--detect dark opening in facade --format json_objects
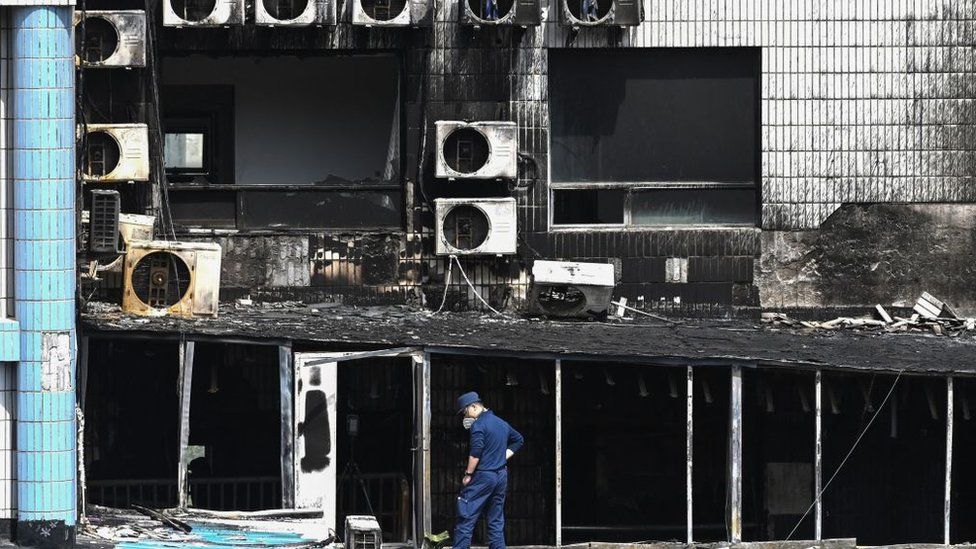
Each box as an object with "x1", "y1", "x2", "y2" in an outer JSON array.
[
  {"x1": 359, "y1": 0, "x2": 408, "y2": 21},
  {"x1": 84, "y1": 131, "x2": 121, "y2": 178},
  {"x1": 562, "y1": 362, "x2": 686, "y2": 543},
  {"x1": 444, "y1": 128, "x2": 491, "y2": 174},
  {"x1": 564, "y1": 0, "x2": 611, "y2": 24},
  {"x1": 552, "y1": 189, "x2": 625, "y2": 225},
  {"x1": 76, "y1": 16, "x2": 119, "y2": 64},
  {"x1": 336, "y1": 358, "x2": 414, "y2": 541},
  {"x1": 692, "y1": 367, "x2": 730, "y2": 542},
  {"x1": 430, "y1": 356, "x2": 555, "y2": 545},
  {"x1": 951, "y1": 378, "x2": 976, "y2": 543},
  {"x1": 187, "y1": 343, "x2": 282, "y2": 511},
  {"x1": 443, "y1": 204, "x2": 490, "y2": 250},
  {"x1": 171, "y1": 0, "x2": 218, "y2": 21},
  {"x1": 85, "y1": 339, "x2": 180, "y2": 509},
  {"x1": 742, "y1": 369, "x2": 816, "y2": 541},
  {"x1": 822, "y1": 373, "x2": 945, "y2": 544},
  {"x1": 129, "y1": 251, "x2": 191, "y2": 308},
  {"x1": 465, "y1": 0, "x2": 515, "y2": 22},
  {"x1": 264, "y1": 0, "x2": 310, "y2": 19}
]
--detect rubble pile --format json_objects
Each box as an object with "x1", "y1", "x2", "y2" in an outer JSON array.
[{"x1": 763, "y1": 292, "x2": 976, "y2": 337}]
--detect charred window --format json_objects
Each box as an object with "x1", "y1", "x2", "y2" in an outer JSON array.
[
  {"x1": 162, "y1": 55, "x2": 402, "y2": 231},
  {"x1": 549, "y1": 48, "x2": 760, "y2": 227}
]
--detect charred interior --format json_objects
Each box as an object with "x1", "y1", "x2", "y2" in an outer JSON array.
[{"x1": 186, "y1": 343, "x2": 282, "y2": 511}]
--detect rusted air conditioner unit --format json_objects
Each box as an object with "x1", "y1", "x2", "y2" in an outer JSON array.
[
  {"x1": 163, "y1": 0, "x2": 245, "y2": 27},
  {"x1": 123, "y1": 241, "x2": 222, "y2": 318},
  {"x1": 435, "y1": 198, "x2": 517, "y2": 256},
  {"x1": 74, "y1": 11, "x2": 146, "y2": 68},
  {"x1": 435, "y1": 121, "x2": 517, "y2": 180},
  {"x1": 351, "y1": 0, "x2": 430, "y2": 27},
  {"x1": 461, "y1": 0, "x2": 539, "y2": 26},
  {"x1": 80, "y1": 124, "x2": 150, "y2": 183},
  {"x1": 527, "y1": 260, "x2": 615, "y2": 319},
  {"x1": 560, "y1": 0, "x2": 641, "y2": 27},
  {"x1": 256, "y1": 0, "x2": 335, "y2": 26}
]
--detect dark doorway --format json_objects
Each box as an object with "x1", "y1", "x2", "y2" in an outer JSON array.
[
  {"x1": 186, "y1": 343, "x2": 282, "y2": 511},
  {"x1": 430, "y1": 356, "x2": 556, "y2": 546},
  {"x1": 335, "y1": 357, "x2": 414, "y2": 542},
  {"x1": 561, "y1": 362, "x2": 686, "y2": 543},
  {"x1": 692, "y1": 367, "x2": 730, "y2": 542},
  {"x1": 84, "y1": 339, "x2": 180, "y2": 509},
  {"x1": 952, "y1": 377, "x2": 976, "y2": 543},
  {"x1": 822, "y1": 373, "x2": 945, "y2": 544},
  {"x1": 742, "y1": 369, "x2": 816, "y2": 541}
]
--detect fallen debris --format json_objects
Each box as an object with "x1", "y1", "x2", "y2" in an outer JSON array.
[{"x1": 764, "y1": 293, "x2": 974, "y2": 337}]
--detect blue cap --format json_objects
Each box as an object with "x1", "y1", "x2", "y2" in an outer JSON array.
[{"x1": 457, "y1": 391, "x2": 481, "y2": 415}]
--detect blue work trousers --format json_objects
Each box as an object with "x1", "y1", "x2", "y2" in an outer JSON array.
[{"x1": 453, "y1": 468, "x2": 508, "y2": 549}]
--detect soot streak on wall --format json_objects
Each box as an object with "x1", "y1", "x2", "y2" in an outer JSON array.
[{"x1": 757, "y1": 204, "x2": 976, "y2": 316}]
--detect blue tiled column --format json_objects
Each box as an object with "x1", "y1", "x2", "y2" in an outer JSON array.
[{"x1": 10, "y1": 5, "x2": 76, "y2": 548}]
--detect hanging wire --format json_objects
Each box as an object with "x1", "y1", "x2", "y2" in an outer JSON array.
[{"x1": 785, "y1": 371, "x2": 905, "y2": 541}]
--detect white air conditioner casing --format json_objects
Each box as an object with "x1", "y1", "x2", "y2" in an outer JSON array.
[
  {"x1": 435, "y1": 121, "x2": 517, "y2": 180},
  {"x1": 81, "y1": 124, "x2": 150, "y2": 183},
  {"x1": 351, "y1": 0, "x2": 430, "y2": 26},
  {"x1": 527, "y1": 260, "x2": 615, "y2": 318},
  {"x1": 435, "y1": 197, "x2": 517, "y2": 256},
  {"x1": 256, "y1": 0, "x2": 335, "y2": 25},
  {"x1": 74, "y1": 11, "x2": 146, "y2": 68},
  {"x1": 559, "y1": 0, "x2": 641, "y2": 27},
  {"x1": 80, "y1": 212, "x2": 156, "y2": 273},
  {"x1": 163, "y1": 0, "x2": 245, "y2": 27},
  {"x1": 123, "y1": 240, "x2": 222, "y2": 318}
]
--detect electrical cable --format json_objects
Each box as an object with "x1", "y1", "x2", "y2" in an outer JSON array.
[{"x1": 784, "y1": 370, "x2": 905, "y2": 541}]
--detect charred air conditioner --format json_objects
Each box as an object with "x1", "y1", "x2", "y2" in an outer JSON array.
[
  {"x1": 88, "y1": 190, "x2": 121, "y2": 256},
  {"x1": 560, "y1": 0, "x2": 640, "y2": 27},
  {"x1": 527, "y1": 260, "x2": 615, "y2": 319},
  {"x1": 74, "y1": 11, "x2": 146, "y2": 68},
  {"x1": 461, "y1": 0, "x2": 539, "y2": 26},
  {"x1": 435, "y1": 121, "x2": 517, "y2": 180},
  {"x1": 256, "y1": 0, "x2": 335, "y2": 26},
  {"x1": 345, "y1": 516, "x2": 383, "y2": 549},
  {"x1": 435, "y1": 197, "x2": 516, "y2": 256},
  {"x1": 81, "y1": 124, "x2": 150, "y2": 183},
  {"x1": 351, "y1": 0, "x2": 430, "y2": 27},
  {"x1": 163, "y1": 0, "x2": 245, "y2": 27},
  {"x1": 123, "y1": 240, "x2": 221, "y2": 318}
]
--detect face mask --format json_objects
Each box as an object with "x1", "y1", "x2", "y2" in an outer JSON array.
[{"x1": 462, "y1": 417, "x2": 476, "y2": 430}]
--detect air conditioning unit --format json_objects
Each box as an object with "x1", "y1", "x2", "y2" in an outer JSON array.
[
  {"x1": 435, "y1": 121, "x2": 517, "y2": 180},
  {"x1": 559, "y1": 0, "x2": 641, "y2": 27},
  {"x1": 256, "y1": 0, "x2": 335, "y2": 26},
  {"x1": 89, "y1": 190, "x2": 121, "y2": 256},
  {"x1": 435, "y1": 198, "x2": 516, "y2": 256},
  {"x1": 74, "y1": 11, "x2": 146, "y2": 68},
  {"x1": 123, "y1": 240, "x2": 221, "y2": 318},
  {"x1": 163, "y1": 0, "x2": 245, "y2": 27},
  {"x1": 461, "y1": 0, "x2": 539, "y2": 26},
  {"x1": 527, "y1": 260, "x2": 615, "y2": 318},
  {"x1": 351, "y1": 0, "x2": 430, "y2": 27},
  {"x1": 80, "y1": 124, "x2": 150, "y2": 183}
]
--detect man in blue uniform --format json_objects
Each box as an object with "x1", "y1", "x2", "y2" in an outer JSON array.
[{"x1": 454, "y1": 391, "x2": 524, "y2": 549}]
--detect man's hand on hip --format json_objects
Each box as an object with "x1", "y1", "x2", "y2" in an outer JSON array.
[
  {"x1": 505, "y1": 449, "x2": 514, "y2": 460},
  {"x1": 462, "y1": 473, "x2": 472, "y2": 486}
]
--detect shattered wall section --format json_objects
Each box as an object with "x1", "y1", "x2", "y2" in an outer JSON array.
[{"x1": 757, "y1": 204, "x2": 976, "y2": 316}]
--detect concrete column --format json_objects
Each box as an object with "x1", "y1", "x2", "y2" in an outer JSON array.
[{"x1": 10, "y1": 5, "x2": 76, "y2": 548}]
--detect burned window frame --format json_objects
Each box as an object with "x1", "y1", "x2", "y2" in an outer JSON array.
[
  {"x1": 547, "y1": 48, "x2": 762, "y2": 230},
  {"x1": 161, "y1": 52, "x2": 407, "y2": 233}
]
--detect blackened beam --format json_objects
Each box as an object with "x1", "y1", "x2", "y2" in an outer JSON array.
[
  {"x1": 177, "y1": 340, "x2": 196, "y2": 510},
  {"x1": 279, "y1": 345, "x2": 295, "y2": 509},
  {"x1": 300, "y1": 346, "x2": 422, "y2": 367}
]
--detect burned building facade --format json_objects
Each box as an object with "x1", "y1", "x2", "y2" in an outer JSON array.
[{"x1": 2, "y1": 0, "x2": 976, "y2": 547}]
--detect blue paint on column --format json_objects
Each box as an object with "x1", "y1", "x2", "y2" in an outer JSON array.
[{"x1": 10, "y1": 5, "x2": 76, "y2": 548}]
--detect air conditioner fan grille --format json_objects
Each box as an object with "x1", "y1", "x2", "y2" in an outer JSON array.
[{"x1": 131, "y1": 251, "x2": 192, "y2": 309}]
